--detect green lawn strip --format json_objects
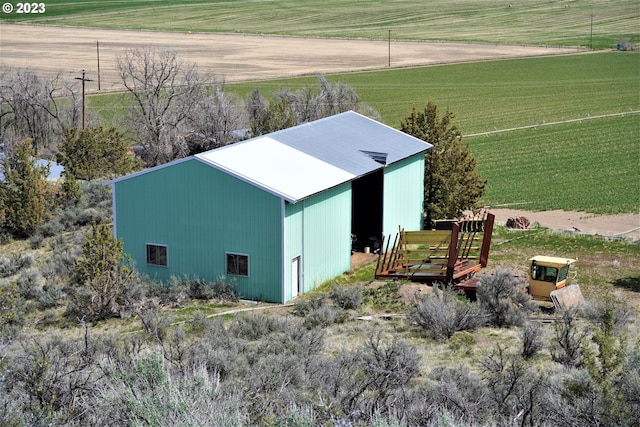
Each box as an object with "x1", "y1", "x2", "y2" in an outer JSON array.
[{"x1": 2, "y1": 0, "x2": 637, "y2": 49}]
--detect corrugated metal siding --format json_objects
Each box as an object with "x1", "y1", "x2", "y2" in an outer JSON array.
[
  {"x1": 382, "y1": 153, "x2": 425, "y2": 237},
  {"x1": 114, "y1": 159, "x2": 283, "y2": 302},
  {"x1": 283, "y1": 201, "x2": 303, "y2": 302},
  {"x1": 301, "y1": 182, "x2": 352, "y2": 291}
]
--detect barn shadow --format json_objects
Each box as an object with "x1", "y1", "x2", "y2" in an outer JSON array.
[{"x1": 612, "y1": 276, "x2": 640, "y2": 293}]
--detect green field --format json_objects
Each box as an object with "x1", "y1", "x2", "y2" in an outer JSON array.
[
  {"x1": 1, "y1": 0, "x2": 637, "y2": 49},
  {"x1": 227, "y1": 52, "x2": 639, "y2": 134},
  {"x1": 473, "y1": 115, "x2": 639, "y2": 214},
  {"x1": 224, "y1": 52, "x2": 640, "y2": 214}
]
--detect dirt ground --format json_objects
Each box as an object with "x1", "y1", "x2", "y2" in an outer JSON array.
[
  {"x1": 490, "y1": 209, "x2": 640, "y2": 241},
  {"x1": 0, "y1": 24, "x2": 582, "y2": 91}
]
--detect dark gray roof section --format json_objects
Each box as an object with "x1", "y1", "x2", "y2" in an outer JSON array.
[
  {"x1": 359, "y1": 150, "x2": 389, "y2": 165},
  {"x1": 264, "y1": 111, "x2": 431, "y2": 176}
]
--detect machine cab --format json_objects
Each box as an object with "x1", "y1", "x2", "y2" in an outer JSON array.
[{"x1": 527, "y1": 256, "x2": 576, "y2": 301}]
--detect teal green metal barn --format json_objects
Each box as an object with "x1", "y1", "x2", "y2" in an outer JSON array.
[{"x1": 108, "y1": 111, "x2": 431, "y2": 303}]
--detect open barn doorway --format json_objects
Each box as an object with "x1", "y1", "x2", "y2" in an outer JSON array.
[{"x1": 351, "y1": 170, "x2": 383, "y2": 253}]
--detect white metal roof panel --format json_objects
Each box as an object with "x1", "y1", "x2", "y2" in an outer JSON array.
[{"x1": 196, "y1": 136, "x2": 355, "y2": 203}]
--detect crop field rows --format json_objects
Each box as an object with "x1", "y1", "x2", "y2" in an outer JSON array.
[
  {"x1": 1, "y1": 0, "x2": 638, "y2": 49},
  {"x1": 318, "y1": 53, "x2": 640, "y2": 133},
  {"x1": 472, "y1": 115, "x2": 639, "y2": 214}
]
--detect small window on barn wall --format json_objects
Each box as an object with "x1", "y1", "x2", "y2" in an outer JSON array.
[
  {"x1": 226, "y1": 252, "x2": 249, "y2": 277},
  {"x1": 146, "y1": 244, "x2": 168, "y2": 267}
]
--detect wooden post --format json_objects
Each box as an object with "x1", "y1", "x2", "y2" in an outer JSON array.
[
  {"x1": 375, "y1": 234, "x2": 386, "y2": 274},
  {"x1": 479, "y1": 213, "x2": 495, "y2": 268},
  {"x1": 75, "y1": 70, "x2": 93, "y2": 129},
  {"x1": 446, "y1": 222, "x2": 461, "y2": 283}
]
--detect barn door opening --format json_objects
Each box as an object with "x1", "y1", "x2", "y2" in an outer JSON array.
[
  {"x1": 291, "y1": 256, "x2": 301, "y2": 298},
  {"x1": 351, "y1": 169, "x2": 383, "y2": 252}
]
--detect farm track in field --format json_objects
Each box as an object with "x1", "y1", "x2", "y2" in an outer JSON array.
[{"x1": 465, "y1": 111, "x2": 640, "y2": 137}]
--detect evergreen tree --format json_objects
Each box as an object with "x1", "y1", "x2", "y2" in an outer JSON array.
[
  {"x1": 580, "y1": 295, "x2": 631, "y2": 424},
  {"x1": 71, "y1": 223, "x2": 136, "y2": 321},
  {"x1": 58, "y1": 172, "x2": 82, "y2": 207},
  {"x1": 57, "y1": 127, "x2": 141, "y2": 180},
  {"x1": 0, "y1": 139, "x2": 51, "y2": 237},
  {"x1": 400, "y1": 102, "x2": 486, "y2": 227}
]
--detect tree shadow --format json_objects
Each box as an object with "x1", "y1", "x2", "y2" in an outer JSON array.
[{"x1": 612, "y1": 276, "x2": 640, "y2": 293}]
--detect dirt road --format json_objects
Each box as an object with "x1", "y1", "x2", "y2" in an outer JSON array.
[
  {"x1": 491, "y1": 209, "x2": 640, "y2": 241},
  {"x1": 0, "y1": 24, "x2": 582, "y2": 91}
]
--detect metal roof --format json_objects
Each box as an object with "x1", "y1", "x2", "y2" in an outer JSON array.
[
  {"x1": 109, "y1": 111, "x2": 431, "y2": 203},
  {"x1": 270, "y1": 111, "x2": 431, "y2": 176},
  {"x1": 195, "y1": 111, "x2": 431, "y2": 202},
  {"x1": 196, "y1": 136, "x2": 355, "y2": 203}
]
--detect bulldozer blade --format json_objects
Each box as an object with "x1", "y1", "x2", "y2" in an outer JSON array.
[{"x1": 550, "y1": 285, "x2": 585, "y2": 311}]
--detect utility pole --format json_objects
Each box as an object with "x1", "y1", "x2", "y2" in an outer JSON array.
[
  {"x1": 75, "y1": 70, "x2": 93, "y2": 129},
  {"x1": 96, "y1": 41, "x2": 101, "y2": 90},
  {"x1": 388, "y1": 29, "x2": 391, "y2": 67},
  {"x1": 590, "y1": 14, "x2": 593, "y2": 50}
]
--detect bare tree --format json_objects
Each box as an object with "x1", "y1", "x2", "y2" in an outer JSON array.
[
  {"x1": 117, "y1": 47, "x2": 207, "y2": 166},
  {"x1": 0, "y1": 67, "x2": 81, "y2": 154},
  {"x1": 246, "y1": 74, "x2": 379, "y2": 137},
  {"x1": 286, "y1": 74, "x2": 379, "y2": 123},
  {"x1": 283, "y1": 86, "x2": 320, "y2": 124},
  {"x1": 316, "y1": 74, "x2": 359, "y2": 118},
  {"x1": 184, "y1": 86, "x2": 247, "y2": 154},
  {"x1": 246, "y1": 88, "x2": 268, "y2": 126}
]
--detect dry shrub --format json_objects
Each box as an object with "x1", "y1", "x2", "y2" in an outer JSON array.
[
  {"x1": 477, "y1": 268, "x2": 535, "y2": 328},
  {"x1": 409, "y1": 285, "x2": 486, "y2": 340}
]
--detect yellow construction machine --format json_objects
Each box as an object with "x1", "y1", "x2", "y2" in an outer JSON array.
[
  {"x1": 451, "y1": 254, "x2": 585, "y2": 311},
  {"x1": 526, "y1": 255, "x2": 584, "y2": 310}
]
